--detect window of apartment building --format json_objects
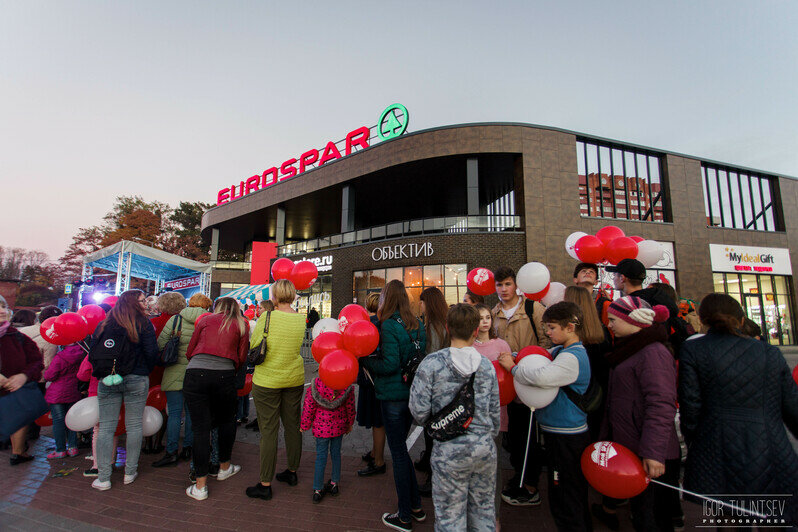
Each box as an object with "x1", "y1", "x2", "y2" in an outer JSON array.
[
  {"x1": 353, "y1": 264, "x2": 467, "y2": 315},
  {"x1": 577, "y1": 139, "x2": 666, "y2": 222},
  {"x1": 701, "y1": 164, "x2": 782, "y2": 231}
]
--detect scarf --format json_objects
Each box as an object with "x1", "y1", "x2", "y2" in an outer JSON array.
[
  {"x1": 605, "y1": 323, "x2": 670, "y2": 367},
  {"x1": 0, "y1": 321, "x2": 10, "y2": 338},
  {"x1": 311, "y1": 379, "x2": 352, "y2": 410}
]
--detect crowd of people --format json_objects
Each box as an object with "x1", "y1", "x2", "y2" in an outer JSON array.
[{"x1": 1, "y1": 256, "x2": 798, "y2": 531}]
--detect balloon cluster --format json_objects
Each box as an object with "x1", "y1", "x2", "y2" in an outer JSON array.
[
  {"x1": 309, "y1": 304, "x2": 380, "y2": 390},
  {"x1": 271, "y1": 258, "x2": 318, "y2": 290},
  {"x1": 41, "y1": 304, "x2": 108, "y2": 346},
  {"x1": 565, "y1": 226, "x2": 665, "y2": 267},
  {"x1": 64, "y1": 389, "x2": 164, "y2": 437},
  {"x1": 468, "y1": 262, "x2": 567, "y2": 308}
]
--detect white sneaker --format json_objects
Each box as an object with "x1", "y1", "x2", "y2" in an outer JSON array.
[
  {"x1": 123, "y1": 472, "x2": 138, "y2": 485},
  {"x1": 186, "y1": 484, "x2": 208, "y2": 500},
  {"x1": 91, "y1": 479, "x2": 111, "y2": 491},
  {"x1": 216, "y1": 464, "x2": 241, "y2": 481},
  {"x1": 85, "y1": 455, "x2": 93, "y2": 461}
]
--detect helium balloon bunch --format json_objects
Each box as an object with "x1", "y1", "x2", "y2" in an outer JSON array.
[
  {"x1": 271, "y1": 258, "x2": 319, "y2": 290},
  {"x1": 310, "y1": 304, "x2": 380, "y2": 390},
  {"x1": 565, "y1": 226, "x2": 665, "y2": 267}
]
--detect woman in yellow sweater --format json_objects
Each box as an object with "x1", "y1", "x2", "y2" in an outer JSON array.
[{"x1": 245, "y1": 279, "x2": 307, "y2": 501}]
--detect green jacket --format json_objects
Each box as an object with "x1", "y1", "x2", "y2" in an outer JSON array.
[
  {"x1": 361, "y1": 311, "x2": 426, "y2": 402},
  {"x1": 157, "y1": 307, "x2": 206, "y2": 392}
]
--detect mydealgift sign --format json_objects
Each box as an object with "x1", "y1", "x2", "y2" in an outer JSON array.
[
  {"x1": 709, "y1": 244, "x2": 792, "y2": 275},
  {"x1": 216, "y1": 104, "x2": 409, "y2": 205}
]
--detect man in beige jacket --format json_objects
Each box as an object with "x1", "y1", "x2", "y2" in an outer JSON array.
[{"x1": 491, "y1": 266, "x2": 549, "y2": 508}]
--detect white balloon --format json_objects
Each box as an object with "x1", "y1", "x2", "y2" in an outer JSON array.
[
  {"x1": 636, "y1": 240, "x2": 664, "y2": 268},
  {"x1": 513, "y1": 355, "x2": 558, "y2": 409},
  {"x1": 516, "y1": 262, "x2": 551, "y2": 295},
  {"x1": 540, "y1": 282, "x2": 566, "y2": 307},
  {"x1": 312, "y1": 317, "x2": 340, "y2": 340},
  {"x1": 565, "y1": 232, "x2": 588, "y2": 260},
  {"x1": 65, "y1": 396, "x2": 99, "y2": 432},
  {"x1": 142, "y1": 406, "x2": 163, "y2": 437}
]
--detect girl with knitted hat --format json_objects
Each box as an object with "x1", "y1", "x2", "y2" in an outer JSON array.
[{"x1": 594, "y1": 296, "x2": 680, "y2": 532}]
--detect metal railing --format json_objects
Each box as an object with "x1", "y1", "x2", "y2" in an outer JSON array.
[{"x1": 278, "y1": 215, "x2": 522, "y2": 256}]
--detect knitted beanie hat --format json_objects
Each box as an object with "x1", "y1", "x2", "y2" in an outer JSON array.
[{"x1": 608, "y1": 296, "x2": 670, "y2": 328}]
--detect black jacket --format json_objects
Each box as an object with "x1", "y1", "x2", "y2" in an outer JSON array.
[{"x1": 679, "y1": 332, "x2": 798, "y2": 524}]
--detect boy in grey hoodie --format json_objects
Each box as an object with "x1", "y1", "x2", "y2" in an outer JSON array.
[{"x1": 410, "y1": 304, "x2": 500, "y2": 532}]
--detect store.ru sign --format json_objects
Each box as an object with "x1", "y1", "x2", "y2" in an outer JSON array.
[{"x1": 216, "y1": 104, "x2": 409, "y2": 205}]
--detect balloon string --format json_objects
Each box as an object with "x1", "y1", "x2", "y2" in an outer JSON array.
[
  {"x1": 77, "y1": 341, "x2": 90, "y2": 354},
  {"x1": 649, "y1": 479, "x2": 768, "y2": 519},
  {"x1": 519, "y1": 407, "x2": 535, "y2": 489}
]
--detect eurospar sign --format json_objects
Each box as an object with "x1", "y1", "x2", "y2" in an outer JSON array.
[
  {"x1": 709, "y1": 244, "x2": 792, "y2": 275},
  {"x1": 164, "y1": 276, "x2": 201, "y2": 290},
  {"x1": 216, "y1": 104, "x2": 409, "y2": 205}
]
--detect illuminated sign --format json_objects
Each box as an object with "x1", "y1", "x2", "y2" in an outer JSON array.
[
  {"x1": 371, "y1": 242, "x2": 434, "y2": 262},
  {"x1": 216, "y1": 104, "x2": 409, "y2": 205},
  {"x1": 300, "y1": 255, "x2": 333, "y2": 273},
  {"x1": 164, "y1": 276, "x2": 201, "y2": 290},
  {"x1": 709, "y1": 244, "x2": 792, "y2": 276},
  {"x1": 64, "y1": 283, "x2": 73, "y2": 295}
]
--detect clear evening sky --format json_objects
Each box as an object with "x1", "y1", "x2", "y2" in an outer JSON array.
[{"x1": 2, "y1": 1, "x2": 796, "y2": 260}]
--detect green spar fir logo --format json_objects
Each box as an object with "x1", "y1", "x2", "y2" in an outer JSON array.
[{"x1": 378, "y1": 103, "x2": 409, "y2": 140}]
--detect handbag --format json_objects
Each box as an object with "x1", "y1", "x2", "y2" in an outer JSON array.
[
  {"x1": 247, "y1": 311, "x2": 272, "y2": 367},
  {"x1": 0, "y1": 382, "x2": 49, "y2": 441},
  {"x1": 159, "y1": 315, "x2": 183, "y2": 366},
  {"x1": 424, "y1": 373, "x2": 476, "y2": 442}
]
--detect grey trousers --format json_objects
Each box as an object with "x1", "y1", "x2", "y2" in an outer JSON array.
[{"x1": 97, "y1": 374, "x2": 149, "y2": 482}]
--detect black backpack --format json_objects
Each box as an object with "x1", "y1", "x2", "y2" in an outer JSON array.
[
  {"x1": 395, "y1": 317, "x2": 425, "y2": 387},
  {"x1": 89, "y1": 323, "x2": 138, "y2": 379},
  {"x1": 425, "y1": 373, "x2": 476, "y2": 442}
]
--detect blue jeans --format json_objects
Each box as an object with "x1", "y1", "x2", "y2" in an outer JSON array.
[
  {"x1": 97, "y1": 374, "x2": 149, "y2": 482},
  {"x1": 50, "y1": 403, "x2": 77, "y2": 452},
  {"x1": 237, "y1": 394, "x2": 250, "y2": 420},
  {"x1": 381, "y1": 400, "x2": 422, "y2": 522},
  {"x1": 314, "y1": 436, "x2": 342, "y2": 491},
  {"x1": 165, "y1": 391, "x2": 193, "y2": 454}
]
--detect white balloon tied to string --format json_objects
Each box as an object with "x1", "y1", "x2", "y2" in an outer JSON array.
[
  {"x1": 540, "y1": 282, "x2": 566, "y2": 307},
  {"x1": 565, "y1": 232, "x2": 588, "y2": 260},
  {"x1": 516, "y1": 262, "x2": 551, "y2": 295},
  {"x1": 635, "y1": 240, "x2": 665, "y2": 268},
  {"x1": 312, "y1": 317, "x2": 340, "y2": 340}
]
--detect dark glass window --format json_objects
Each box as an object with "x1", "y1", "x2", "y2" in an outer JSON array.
[
  {"x1": 577, "y1": 139, "x2": 666, "y2": 222},
  {"x1": 701, "y1": 164, "x2": 782, "y2": 231}
]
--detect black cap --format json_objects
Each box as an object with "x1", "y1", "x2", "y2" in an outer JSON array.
[
  {"x1": 573, "y1": 262, "x2": 599, "y2": 278},
  {"x1": 605, "y1": 258, "x2": 646, "y2": 281}
]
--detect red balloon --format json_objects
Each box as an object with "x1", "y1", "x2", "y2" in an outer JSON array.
[
  {"x1": 581, "y1": 441, "x2": 650, "y2": 499},
  {"x1": 524, "y1": 283, "x2": 550, "y2": 302},
  {"x1": 605, "y1": 237, "x2": 639, "y2": 266},
  {"x1": 492, "y1": 360, "x2": 516, "y2": 406},
  {"x1": 517, "y1": 345, "x2": 552, "y2": 363},
  {"x1": 311, "y1": 331, "x2": 345, "y2": 364},
  {"x1": 338, "y1": 304, "x2": 369, "y2": 333},
  {"x1": 629, "y1": 236, "x2": 644, "y2": 243},
  {"x1": 40, "y1": 316, "x2": 62, "y2": 345},
  {"x1": 271, "y1": 258, "x2": 294, "y2": 281},
  {"x1": 54, "y1": 312, "x2": 89, "y2": 344},
  {"x1": 343, "y1": 320, "x2": 380, "y2": 357},
  {"x1": 115, "y1": 405, "x2": 126, "y2": 436},
  {"x1": 238, "y1": 374, "x2": 253, "y2": 397},
  {"x1": 574, "y1": 235, "x2": 605, "y2": 264},
  {"x1": 596, "y1": 226, "x2": 625, "y2": 245},
  {"x1": 102, "y1": 295, "x2": 119, "y2": 308},
  {"x1": 792, "y1": 364, "x2": 798, "y2": 387},
  {"x1": 290, "y1": 261, "x2": 318, "y2": 291},
  {"x1": 319, "y1": 350, "x2": 359, "y2": 390},
  {"x1": 466, "y1": 268, "x2": 495, "y2": 296},
  {"x1": 146, "y1": 385, "x2": 167, "y2": 411},
  {"x1": 244, "y1": 309, "x2": 255, "y2": 320},
  {"x1": 35, "y1": 411, "x2": 53, "y2": 427},
  {"x1": 77, "y1": 304, "x2": 106, "y2": 334}
]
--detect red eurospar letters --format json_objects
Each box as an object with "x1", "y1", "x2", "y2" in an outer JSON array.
[{"x1": 216, "y1": 124, "x2": 371, "y2": 205}]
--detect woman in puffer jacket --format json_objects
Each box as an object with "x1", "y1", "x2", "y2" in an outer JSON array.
[{"x1": 680, "y1": 293, "x2": 798, "y2": 526}]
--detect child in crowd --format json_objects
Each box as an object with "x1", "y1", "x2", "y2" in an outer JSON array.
[
  {"x1": 498, "y1": 301, "x2": 592, "y2": 531},
  {"x1": 42, "y1": 344, "x2": 85, "y2": 458},
  {"x1": 77, "y1": 356, "x2": 119, "y2": 476},
  {"x1": 410, "y1": 303, "x2": 500, "y2": 531},
  {"x1": 300, "y1": 376, "x2": 356, "y2": 503}
]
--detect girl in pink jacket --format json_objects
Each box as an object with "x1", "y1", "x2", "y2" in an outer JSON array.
[
  {"x1": 43, "y1": 345, "x2": 85, "y2": 458},
  {"x1": 300, "y1": 378, "x2": 356, "y2": 503}
]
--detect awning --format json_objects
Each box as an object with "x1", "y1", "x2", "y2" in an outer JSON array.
[
  {"x1": 82, "y1": 240, "x2": 212, "y2": 280},
  {"x1": 222, "y1": 284, "x2": 271, "y2": 306}
]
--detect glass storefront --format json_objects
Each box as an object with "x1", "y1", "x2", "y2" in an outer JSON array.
[
  {"x1": 295, "y1": 274, "x2": 333, "y2": 318},
  {"x1": 353, "y1": 264, "x2": 467, "y2": 315},
  {"x1": 713, "y1": 272, "x2": 795, "y2": 345}
]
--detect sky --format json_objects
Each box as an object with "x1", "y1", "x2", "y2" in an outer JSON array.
[{"x1": 2, "y1": 1, "x2": 797, "y2": 261}]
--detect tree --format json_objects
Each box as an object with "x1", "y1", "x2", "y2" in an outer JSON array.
[
  {"x1": 59, "y1": 226, "x2": 105, "y2": 282},
  {"x1": 101, "y1": 208, "x2": 163, "y2": 248},
  {"x1": 163, "y1": 201, "x2": 213, "y2": 262}
]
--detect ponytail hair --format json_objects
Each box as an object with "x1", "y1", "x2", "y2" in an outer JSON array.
[{"x1": 698, "y1": 293, "x2": 744, "y2": 335}]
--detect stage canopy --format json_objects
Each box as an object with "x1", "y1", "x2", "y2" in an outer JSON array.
[{"x1": 81, "y1": 240, "x2": 212, "y2": 297}]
